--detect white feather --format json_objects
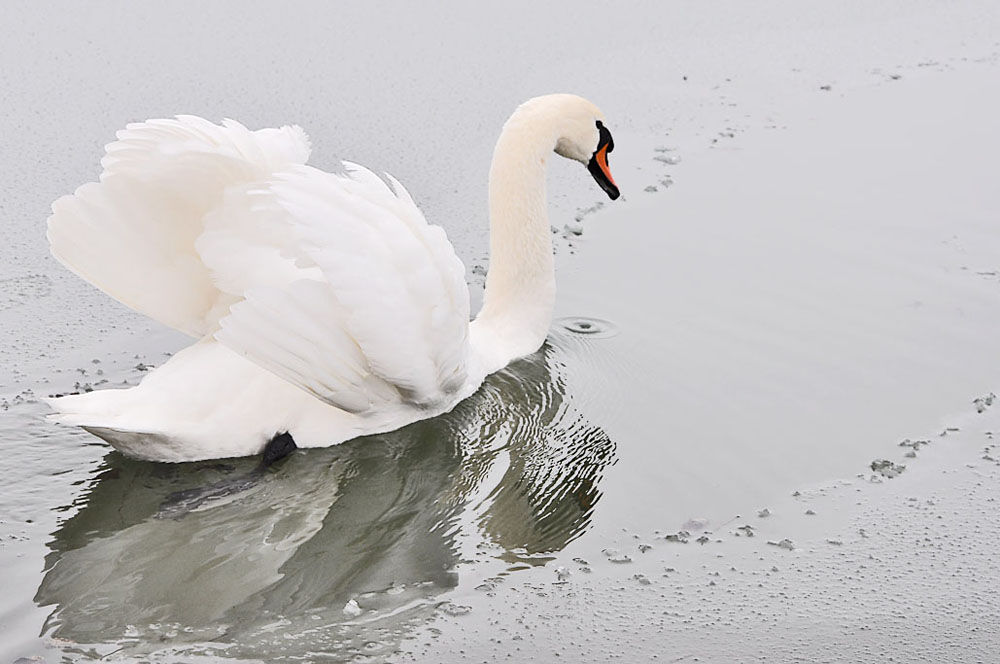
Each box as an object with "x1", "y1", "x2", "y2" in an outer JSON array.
[{"x1": 48, "y1": 115, "x2": 311, "y2": 337}]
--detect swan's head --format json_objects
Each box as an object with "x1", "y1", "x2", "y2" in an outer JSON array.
[
  {"x1": 505, "y1": 94, "x2": 620, "y2": 201},
  {"x1": 550, "y1": 95, "x2": 620, "y2": 201}
]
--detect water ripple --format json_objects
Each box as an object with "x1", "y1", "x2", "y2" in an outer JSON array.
[{"x1": 30, "y1": 341, "x2": 618, "y2": 661}]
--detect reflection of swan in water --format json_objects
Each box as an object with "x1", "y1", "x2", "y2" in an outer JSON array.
[{"x1": 35, "y1": 331, "x2": 615, "y2": 660}]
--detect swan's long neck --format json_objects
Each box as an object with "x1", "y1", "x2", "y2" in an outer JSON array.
[{"x1": 472, "y1": 107, "x2": 561, "y2": 372}]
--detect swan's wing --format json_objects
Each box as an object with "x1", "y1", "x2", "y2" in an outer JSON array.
[
  {"x1": 46, "y1": 116, "x2": 311, "y2": 337},
  {"x1": 212, "y1": 163, "x2": 471, "y2": 413},
  {"x1": 49, "y1": 115, "x2": 469, "y2": 413}
]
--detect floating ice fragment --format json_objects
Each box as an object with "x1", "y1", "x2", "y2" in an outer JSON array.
[
  {"x1": 342, "y1": 599, "x2": 362, "y2": 617},
  {"x1": 440, "y1": 602, "x2": 471, "y2": 616},
  {"x1": 870, "y1": 459, "x2": 906, "y2": 478},
  {"x1": 974, "y1": 393, "x2": 996, "y2": 413},
  {"x1": 574, "y1": 201, "x2": 604, "y2": 221},
  {"x1": 602, "y1": 548, "x2": 633, "y2": 563}
]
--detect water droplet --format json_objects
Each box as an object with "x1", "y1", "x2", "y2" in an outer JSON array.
[{"x1": 555, "y1": 317, "x2": 619, "y2": 338}]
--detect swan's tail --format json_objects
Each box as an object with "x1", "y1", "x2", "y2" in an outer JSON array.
[
  {"x1": 45, "y1": 389, "x2": 131, "y2": 426},
  {"x1": 45, "y1": 390, "x2": 181, "y2": 460}
]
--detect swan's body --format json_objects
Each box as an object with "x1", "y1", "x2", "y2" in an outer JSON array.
[{"x1": 46, "y1": 94, "x2": 619, "y2": 462}]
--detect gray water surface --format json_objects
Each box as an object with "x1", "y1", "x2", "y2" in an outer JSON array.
[{"x1": 3, "y1": 2, "x2": 1000, "y2": 662}]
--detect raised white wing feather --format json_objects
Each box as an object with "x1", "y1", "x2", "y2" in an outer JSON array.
[
  {"x1": 48, "y1": 116, "x2": 470, "y2": 414},
  {"x1": 47, "y1": 116, "x2": 311, "y2": 337}
]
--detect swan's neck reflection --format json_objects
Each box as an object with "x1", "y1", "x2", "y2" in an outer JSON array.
[{"x1": 36, "y1": 338, "x2": 615, "y2": 658}]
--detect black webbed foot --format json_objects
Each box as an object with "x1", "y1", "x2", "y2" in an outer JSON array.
[{"x1": 261, "y1": 431, "x2": 297, "y2": 467}]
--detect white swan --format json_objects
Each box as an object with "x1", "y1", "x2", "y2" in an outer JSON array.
[{"x1": 45, "y1": 94, "x2": 620, "y2": 462}]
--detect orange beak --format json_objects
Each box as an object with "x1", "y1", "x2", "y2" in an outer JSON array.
[
  {"x1": 588, "y1": 137, "x2": 620, "y2": 200},
  {"x1": 595, "y1": 144, "x2": 616, "y2": 187}
]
